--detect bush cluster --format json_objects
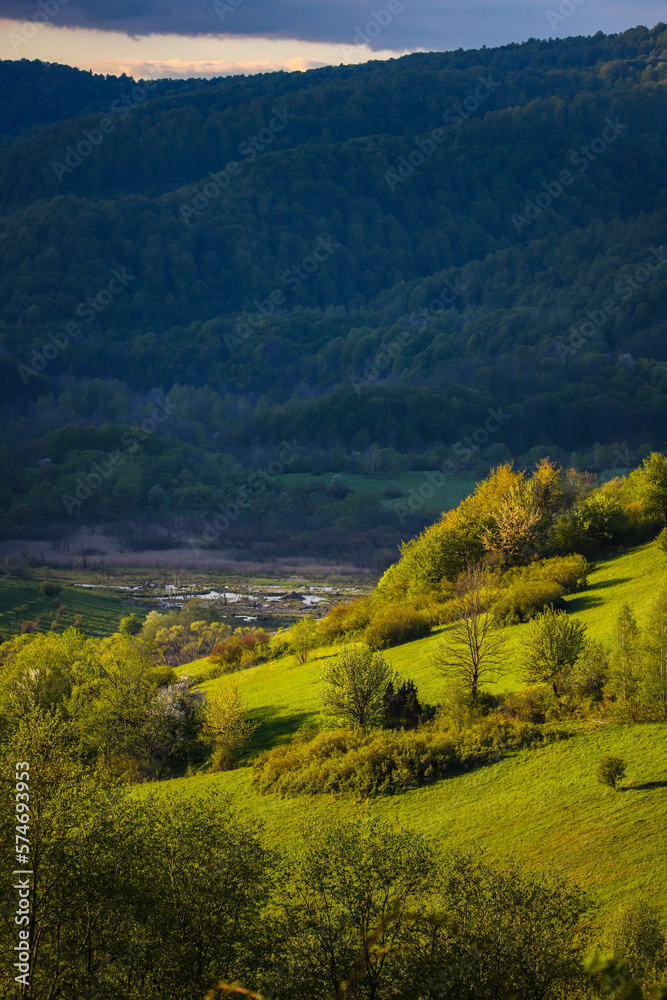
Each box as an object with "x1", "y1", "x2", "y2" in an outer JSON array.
[
  {"x1": 319, "y1": 595, "x2": 433, "y2": 650},
  {"x1": 252, "y1": 718, "x2": 559, "y2": 798},
  {"x1": 494, "y1": 554, "x2": 589, "y2": 624},
  {"x1": 210, "y1": 628, "x2": 271, "y2": 673},
  {"x1": 363, "y1": 604, "x2": 432, "y2": 649}
]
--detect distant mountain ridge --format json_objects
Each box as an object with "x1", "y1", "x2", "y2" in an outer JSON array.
[{"x1": 1, "y1": 26, "x2": 667, "y2": 541}]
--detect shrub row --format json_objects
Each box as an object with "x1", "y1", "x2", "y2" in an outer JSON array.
[
  {"x1": 319, "y1": 597, "x2": 432, "y2": 650},
  {"x1": 494, "y1": 554, "x2": 590, "y2": 624},
  {"x1": 319, "y1": 554, "x2": 590, "y2": 647},
  {"x1": 252, "y1": 719, "x2": 564, "y2": 798}
]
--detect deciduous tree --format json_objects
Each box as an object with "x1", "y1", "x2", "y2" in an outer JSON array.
[
  {"x1": 609, "y1": 604, "x2": 642, "y2": 720},
  {"x1": 203, "y1": 683, "x2": 257, "y2": 770},
  {"x1": 320, "y1": 643, "x2": 396, "y2": 729},
  {"x1": 289, "y1": 615, "x2": 320, "y2": 664},
  {"x1": 523, "y1": 606, "x2": 587, "y2": 696},
  {"x1": 643, "y1": 587, "x2": 667, "y2": 719},
  {"x1": 596, "y1": 754, "x2": 627, "y2": 791}
]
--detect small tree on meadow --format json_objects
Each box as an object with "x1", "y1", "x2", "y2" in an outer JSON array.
[
  {"x1": 203, "y1": 683, "x2": 257, "y2": 771},
  {"x1": 596, "y1": 755, "x2": 627, "y2": 791},
  {"x1": 609, "y1": 604, "x2": 642, "y2": 720},
  {"x1": 523, "y1": 606, "x2": 588, "y2": 696},
  {"x1": 320, "y1": 644, "x2": 396, "y2": 729},
  {"x1": 289, "y1": 616, "x2": 320, "y2": 664}
]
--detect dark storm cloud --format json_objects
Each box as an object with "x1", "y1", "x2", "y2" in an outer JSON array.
[{"x1": 1, "y1": 0, "x2": 665, "y2": 51}]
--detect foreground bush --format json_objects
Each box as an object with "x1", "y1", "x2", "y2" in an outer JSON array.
[
  {"x1": 318, "y1": 597, "x2": 374, "y2": 643},
  {"x1": 0, "y1": 729, "x2": 596, "y2": 1000},
  {"x1": 320, "y1": 597, "x2": 431, "y2": 650},
  {"x1": 252, "y1": 718, "x2": 558, "y2": 797}
]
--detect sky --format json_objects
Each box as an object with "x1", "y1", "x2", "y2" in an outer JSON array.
[{"x1": 0, "y1": 0, "x2": 664, "y2": 78}]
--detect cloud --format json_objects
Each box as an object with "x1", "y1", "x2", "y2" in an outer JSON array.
[
  {"x1": 84, "y1": 56, "x2": 331, "y2": 79},
  {"x1": 0, "y1": 0, "x2": 664, "y2": 53}
]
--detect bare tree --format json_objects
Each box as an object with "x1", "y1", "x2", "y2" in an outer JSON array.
[{"x1": 434, "y1": 564, "x2": 506, "y2": 698}]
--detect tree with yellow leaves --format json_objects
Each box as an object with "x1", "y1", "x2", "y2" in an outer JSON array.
[{"x1": 204, "y1": 683, "x2": 258, "y2": 771}]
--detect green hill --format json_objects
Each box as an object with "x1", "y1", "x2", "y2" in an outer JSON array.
[
  {"x1": 155, "y1": 540, "x2": 667, "y2": 919},
  {"x1": 143, "y1": 721, "x2": 667, "y2": 921},
  {"x1": 4, "y1": 26, "x2": 667, "y2": 555},
  {"x1": 184, "y1": 539, "x2": 667, "y2": 740}
]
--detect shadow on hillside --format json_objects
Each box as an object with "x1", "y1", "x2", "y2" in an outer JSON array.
[
  {"x1": 248, "y1": 705, "x2": 316, "y2": 753},
  {"x1": 586, "y1": 577, "x2": 633, "y2": 591},
  {"x1": 563, "y1": 594, "x2": 604, "y2": 613},
  {"x1": 567, "y1": 578, "x2": 634, "y2": 612},
  {"x1": 621, "y1": 781, "x2": 667, "y2": 792}
]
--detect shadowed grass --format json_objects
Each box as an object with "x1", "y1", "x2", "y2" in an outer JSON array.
[{"x1": 0, "y1": 576, "x2": 131, "y2": 637}]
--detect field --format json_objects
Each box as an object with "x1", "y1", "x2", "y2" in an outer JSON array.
[
  {"x1": 0, "y1": 576, "x2": 133, "y2": 637},
  {"x1": 142, "y1": 722, "x2": 667, "y2": 921},
  {"x1": 155, "y1": 541, "x2": 667, "y2": 920},
  {"x1": 274, "y1": 471, "x2": 478, "y2": 513}
]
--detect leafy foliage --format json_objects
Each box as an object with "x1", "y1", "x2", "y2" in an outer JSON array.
[
  {"x1": 523, "y1": 607, "x2": 588, "y2": 697},
  {"x1": 203, "y1": 683, "x2": 258, "y2": 771},
  {"x1": 210, "y1": 628, "x2": 270, "y2": 673},
  {"x1": 320, "y1": 644, "x2": 397, "y2": 729}
]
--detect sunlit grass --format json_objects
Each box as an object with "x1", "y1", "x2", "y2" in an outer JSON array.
[
  {"x1": 142, "y1": 541, "x2": 667, "y2": 919},
  {"x1": 142, "y1": 722, "x2": 667, "y2": 920}
]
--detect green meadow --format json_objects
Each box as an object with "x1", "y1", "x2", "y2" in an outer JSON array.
[
  {"x1": 274, "y1": 471, "x2": 477, "y2": 512},
  {"x1": 0, "y1": 576, "x2": 132, "y2": 637},
  {"x1": 183, "y1": 540, "x2": 667, "y2": 742},
  {"x1": 159, "y1": 541, "x2": 667, "y2": 919},
  {"x1": 143, "y1": 722, "x2": 667, "y2": 921}
]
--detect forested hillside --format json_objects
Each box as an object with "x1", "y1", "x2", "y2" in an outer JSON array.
[{"x1": 2, "y1": 24, "x2": 667, "y2": 560}]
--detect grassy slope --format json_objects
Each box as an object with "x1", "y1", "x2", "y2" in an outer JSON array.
[
  {"x1": 142, "y1": 722, "x2": 667, "y2": 919},
  {"x1": 187, "y1": 540, "x2": 667, "y2": 743},
  {"x1": 0, "y1": 577, "x2": 130, "y2": 637},
  {"x1": 153, "y1": 542, "x2": 667, "y2": 917}
]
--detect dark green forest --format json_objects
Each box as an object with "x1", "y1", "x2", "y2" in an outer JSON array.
[{"x1": 2, "y1": 25, "x2": 667, "y2": 560}]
